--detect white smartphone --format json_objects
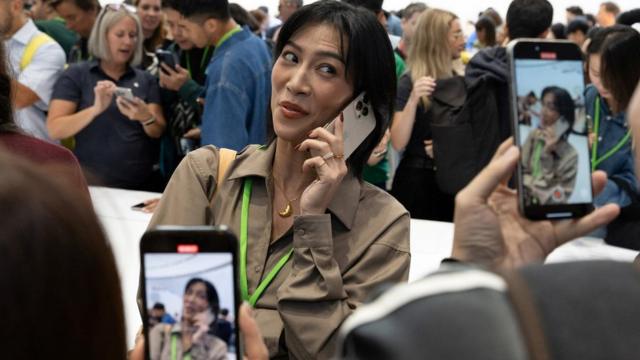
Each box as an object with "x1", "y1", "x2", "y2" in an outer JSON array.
[
  {"x1": 114, "y1": 87, "x2": 135, "y2": 102},
  {"x1": 322, "y1": 92, "x2": 376, "y2": 160}
]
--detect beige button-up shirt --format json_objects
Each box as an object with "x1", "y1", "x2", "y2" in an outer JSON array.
[{"x1": 148, "y1": 142, "x2": 411, "y2": 359}]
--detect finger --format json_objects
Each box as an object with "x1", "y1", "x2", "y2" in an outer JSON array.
[
  {"x1": 239, "y1": 304, "x2": 269, "y2": 360},
  {"x1": 591, "y1": 170, "x2": 607, "y2": 197},
  {"x1": 297, "y1": 138, "x2": 332, "y2": 156},
  {"x1": 491, "y1": 137, "x2": 515, "y2": 162},
  {"x1": 554, "y1": 203, "x2": 620, "y2": 245},
  {"x1": 460, "y1": 145, "x2": 519, "y2": 201},
  {"x1": 302, "y1": 156, "x2": 327, "y2": 174},
  {"x1": 129, "y1": 337, "x2": 145, "y2": 360}
]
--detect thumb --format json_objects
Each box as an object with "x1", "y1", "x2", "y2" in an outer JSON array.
[
  {"x1": 239, "y1": 303, "x2": 268, "y2": 360},
  {"x1": 461, "y1": 144, "x2": 519, "y2": 201}
]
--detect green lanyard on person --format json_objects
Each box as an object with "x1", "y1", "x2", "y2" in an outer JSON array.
[
  {"x1": 214, "y1": 26, "x2": 243, "y2": 55},
  {"x1": 532, "y1": 139, "x2": 545, "y2": 179},
  {"x1": 240, "y1": 178, "x2": 294, "y2": 306},
  {"x1": 171, "y1": 334, "x2": 191, "y2": 360},
  {"x1": 185, "y1": 46, "x2": 212, "y2": 79},
  {"x1": 590, "y1": 96, "x2": 631, "y2": 171}
]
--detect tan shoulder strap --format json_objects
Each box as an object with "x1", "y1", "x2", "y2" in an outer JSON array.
[{"x1": 217, "y1": 148, "x2": 237, "y2": 189}]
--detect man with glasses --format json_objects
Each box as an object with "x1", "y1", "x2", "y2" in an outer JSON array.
[{"x1": 1, "y1": 0, "x2": 66, "y2": 141}]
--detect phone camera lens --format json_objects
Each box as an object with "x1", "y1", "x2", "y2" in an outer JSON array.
[
  {"x1": 362, "y1": 107, "x2": 369, "y2": 116},
  {"x1": 535, "y1": 46, "x2": 540, "y2": 51}
]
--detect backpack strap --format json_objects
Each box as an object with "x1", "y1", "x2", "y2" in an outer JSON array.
[
  {"x1": 499, "y1": 270, "x2": 552, "y2": 360},
  {"x1": 20, "y1": 33, "x2": 55, "y2": 71},
  {"x1": 217, "y1": 148, "x2": 237, "y2": 189}
]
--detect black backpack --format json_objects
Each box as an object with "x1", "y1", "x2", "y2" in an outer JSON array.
[
  {"x1": 430, "y1": 75, "x2": 501, "y2": 195},
  {"x1": 338, "y1": 261, "x2": 640, "y2": 360}
]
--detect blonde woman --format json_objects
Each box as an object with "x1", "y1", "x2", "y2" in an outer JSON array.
[
  {"x1": 47, "y1": 4, "x2": 166, "y2": 190},
  {"x1": 390, "y1": 8, "x2": 464, "y2": 221}
]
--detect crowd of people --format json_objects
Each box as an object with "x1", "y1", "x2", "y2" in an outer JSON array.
[{"x1": 1, "y1": 0, "x2": 640, "y2": 358}]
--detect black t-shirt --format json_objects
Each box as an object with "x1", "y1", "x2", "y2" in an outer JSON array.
[
  {"x1": 395, "y1": 73, "x2": 434, "y2": 159},
  {"x1": 51, "y1": 60, "x2": 161, "y2": 189}
]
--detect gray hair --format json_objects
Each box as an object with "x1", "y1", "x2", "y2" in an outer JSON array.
[{"x1": 88, "y1": 7, "x2": 144, "y2": 66}]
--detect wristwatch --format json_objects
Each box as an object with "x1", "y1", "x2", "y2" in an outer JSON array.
[{"x1": 143, "y1": 116, "x2": 156, "y2": 126}]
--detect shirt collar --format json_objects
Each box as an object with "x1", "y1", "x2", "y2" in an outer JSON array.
[
  {"x1": 88, "y1": 59, "x2": 137, "y2": 79},
  {"x1": 227, "y1": 141, "x2": 361, "y2": 230},
  {"x1": 11, "y1": 19, "x2": 38, "y2": 45}
]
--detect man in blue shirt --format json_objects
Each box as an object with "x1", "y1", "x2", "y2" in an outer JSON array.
[{"x1": 176, "y1": 0, "x2": 271, "y2": 151}]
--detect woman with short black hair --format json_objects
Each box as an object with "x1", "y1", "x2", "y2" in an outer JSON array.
[{"x1": 148, "y1": 1, "x2": 409, "y2": 358}]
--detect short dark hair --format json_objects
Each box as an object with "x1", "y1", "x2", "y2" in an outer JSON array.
[
  {"x1": 600, "y1": 29, "x2": 640, "y2": 111},
  {"x1": 341, "y1": 0, "x2": 383, "y2": 14},
  {"x1": 49, "y1": 0, "x2": 99, "y2": 12},
  {"x1": 185, "y1": 278, "x2": 220, "y2": 316},
  {"x1": 585, "y1": 13, "x2": 597, "y2": 26},
  {"x1": 475, "y1": 16, "x2": 497, "y2": 47},
  {"x1": 176, "y1": 0, "x2": 231, "y2": 21},
  {"x1": 161, "y1": 0, "x2": 180, "y2": 10},
  {"x1": 566, "y1": 19, "x2": 590, "y2": 35},
  {"x1": 506, "y1": 0, "x2": 553, "y2": 40},
  {"x1": 541, "y1": 86, "x2": 575, "y2": 138},
  {"x1": 566, "y1": 6, "x2": 583, "y2": 16},
  {"x1": 0, "y1": 43, "x2": 16, "y2": 133},
  {"x1": 220, "y1": 308, "x2": 229, "y2": 316},
  {"x1": 585, "y1": 24, "x2": 628, "y2": 55},
  {"x1": 551, "y1": 23, "x2": 567, "y2": 39},
  {"x1": 600, "y1": 2, "x2": 620, "y2": 16},
  {"x1": 482, "y1": 7, "x2": 503, "y2": 26},
  {"x1": 617, "y1": 9, "x2": 640, "y2": 26},
  {"x1": 229, "y1": 3, "x2": 260, "y2": 32},
  {"x1": 270, "y1": 0, "x2": 396, "y2": 178},
  {"x1": 152, "y1": 303, "x2": 165, "y2": 310},
  {"x1": 0, "y1": 153, "x2": 126, "y2": 359}
]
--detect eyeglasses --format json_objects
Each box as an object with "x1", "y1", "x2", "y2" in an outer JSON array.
[{"x1": 103, "y1": 2, "x2": 137, "y2": 13}]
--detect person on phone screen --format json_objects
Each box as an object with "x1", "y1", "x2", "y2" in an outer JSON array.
[
  {"x1": 47, "y1": 4, "x2": 166, "y2": 191},
  {"x1": 522, "y1": 86, "x2": 578, "y2": 205},
  {"x1": 146, "y1": 1, "x2": 410, "y2": 358},
  {"x1": 148, "y1": 278, "x2": 228, "y2": 360}
]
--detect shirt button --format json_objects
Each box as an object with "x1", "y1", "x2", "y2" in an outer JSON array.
[
  {"x1": 254, "y1": 265, "x2": 262, "y2": 273},
  {"x1": 297, "y1": 229, "x2": 305, "y2": 236},
  {"x1": 598, "y1": 136, "x2": 603, "y2": 142}
]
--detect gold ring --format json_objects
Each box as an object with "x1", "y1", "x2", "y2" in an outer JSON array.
[{"x1": 322, "y1": 152, "x2": 335, "y2": 160}]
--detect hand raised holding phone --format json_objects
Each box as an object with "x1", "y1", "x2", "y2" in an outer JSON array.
[{"x1": 297, "y1": 113, "x2": 348, "y2": 216}]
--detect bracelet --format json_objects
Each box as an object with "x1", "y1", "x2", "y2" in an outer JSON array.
[{"x1": 143, "y1": 116, "x2": 156, "y2": 126}]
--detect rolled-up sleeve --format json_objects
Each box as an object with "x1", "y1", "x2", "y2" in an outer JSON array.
[{"x1": 277, "y1": 212, "x2": 411, "y2": 359}]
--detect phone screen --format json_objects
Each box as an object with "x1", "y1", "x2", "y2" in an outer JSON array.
[
  {"x1": 511, "y1": 41, "x2": 593, "y2": 218},
  {"x1": 142, "y1": 231, "x2": 239, "y2": 360}
]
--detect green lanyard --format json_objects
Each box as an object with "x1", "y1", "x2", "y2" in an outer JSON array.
[
  {"x1": 171, "y1": 334, "x2": 191, "y2": 360},
  {"x1": 590, "y1": 96, "x2": 631, "y2": 171},
  {"x1": 532, "y1": 139, "x2": 545, "y2": 179},
  {"x1": 185, "y1": 46, "x2": 211, "y2": 78},
  {"x1": 240, "y1": 179, "x2": 294, "y2": 306}
]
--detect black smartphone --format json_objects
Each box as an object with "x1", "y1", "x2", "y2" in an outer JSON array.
[
  {"x1": 156, "y1": 49, "x2": 179, "y2": 70},
  {"x1": 140, "y1": 226, "x2": 241, "y2": 359},
  {"x1": 508, "y1": 39, "x2": 594, "y2": 220}
]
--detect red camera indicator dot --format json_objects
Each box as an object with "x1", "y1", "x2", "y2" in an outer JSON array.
[{"x1": 177, "y1": 244, "x2": 199, "y2": 253}]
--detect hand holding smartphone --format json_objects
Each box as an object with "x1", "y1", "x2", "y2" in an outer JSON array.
[
  {"x1": 508, "y1": 39, "x2": 593, "y2": 219},
  {"x1": 114, "y1": 87, "x2": 135, "y2": 102}
]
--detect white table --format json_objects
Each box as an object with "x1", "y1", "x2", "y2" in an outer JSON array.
[{"x1": 91, "y1": 187, "x2": 639, "y2": 348}]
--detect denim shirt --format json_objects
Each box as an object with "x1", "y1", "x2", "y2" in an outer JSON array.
[
  {"x1": 201, "y1": 27, "x2": 272, "y2": 151},
  {"x1": 585, "y1": 85, "x2": 637, "y2": 207}
]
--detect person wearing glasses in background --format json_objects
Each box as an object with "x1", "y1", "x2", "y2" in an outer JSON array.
[
  {"x1": 0, "y1": 0, "x2": 66, "y2": 142},
  {"x1": 49, "y1": 0, "x2": 99, "y2": 62},
  {"x1": 47, "y1": 3, "x2": 166, "y2": 190}
]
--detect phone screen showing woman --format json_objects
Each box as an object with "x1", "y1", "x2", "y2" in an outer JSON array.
[{"x1": 143, "y1": 252, "x2": 238, "y2": 360}]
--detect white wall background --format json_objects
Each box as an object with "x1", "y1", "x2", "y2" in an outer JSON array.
[{"x1": 234, "y1": 0, "x2": 639, "y2": 27}]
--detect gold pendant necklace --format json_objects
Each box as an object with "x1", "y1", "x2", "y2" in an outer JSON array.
[{"x1": 272, "y1": 176, "x2": 300, "y2": 218}]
